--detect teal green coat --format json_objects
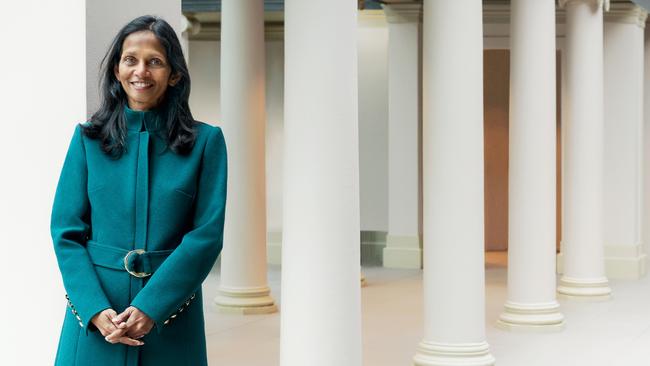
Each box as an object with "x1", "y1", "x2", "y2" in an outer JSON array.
[{"x1": 52, "y1": 106, "x2": 227, "y2": 366}]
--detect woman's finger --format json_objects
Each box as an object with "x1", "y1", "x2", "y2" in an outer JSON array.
[
  {"x1": 105, "y1": 309, "x2": 118, "y2": 318},
  {"x1": 117, "y1": 336, "x2": 144, "y2": 347},
  {"x1": 104, "y1": 326, "x2": 128, "y2": 344},
  {"x1": 112, "y1": 307, "x2": 133, "y2": 324}
]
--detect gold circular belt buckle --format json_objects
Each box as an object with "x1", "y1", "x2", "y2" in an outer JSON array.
[{"x1": 124, "y1": 249, "x2": 152, "y2": 278}]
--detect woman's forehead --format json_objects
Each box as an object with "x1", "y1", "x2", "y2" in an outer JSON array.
[{"x1": 121, "y1": 31, "x2": 166, "y2": 56}]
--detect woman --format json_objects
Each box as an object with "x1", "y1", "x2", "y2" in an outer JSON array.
[{"x1": 51, "y1": 15, "x2": 227, "y2": 366}]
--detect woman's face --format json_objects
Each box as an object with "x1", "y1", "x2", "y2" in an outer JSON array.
[{"x1": 114, "y1": 30, "x2": 180, "y2": 111}]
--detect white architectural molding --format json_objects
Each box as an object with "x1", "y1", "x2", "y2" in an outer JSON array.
[
  {"x1": 181, "y1": 15, "x2": 201, "y2": 64},
  {"x1": 265, "y1": 23, "x2": 284, "y2": 41},
  {"x1": 482, "y1": 4, "x2": 568, "y2": 46},
  {"x1": 483, "y1": 4, "x2": 510, "y2": 25},
  {"x1": 559, "y1": 246, "x2": 647, "y2": 279},
  {"x1": 497, "y1": 302, "x2": 564, "y2": 332},
  {"x1": 382, "y1": 3, "x2": 422, "y2": 24},
  {"x1": 384, "y1": 235, "x2": 422, "y2": 269},
  {"x1": 559, "y1": 0, "x2": 610, "y2": 11},
  {"x1": 186, "y1": 22, "x2": 284, "y2": 41},
  {"x1": 358, "y1": 9, "x2": 389, "y2": 27},
  {"x1": 414, "y1": 341, "x2": 495, "y2": 366},
  {"x1": 181, "y1": 14, "x2": 201, "y2": 35},
  {"x1": 267, "y1": 231, "x2": 282, "y2": 265},
  {"x1": 215, "y1": 285, "x2": 277, "y2": 314},
  {"x1": 604, "y1": 3, "x2": 648, "y2": 27},
  {"x1": 604, "y1": 243, "x2": 647, "y2": 279}
]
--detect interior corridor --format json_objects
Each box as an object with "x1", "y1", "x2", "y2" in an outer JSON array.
[{"x1": 202, "y1": 252, "x2": 650, "y2": 366}]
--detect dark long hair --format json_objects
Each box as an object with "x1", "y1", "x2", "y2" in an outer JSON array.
[{"x1": 83, "y1": 15, "x2": 196, "y2": 158}]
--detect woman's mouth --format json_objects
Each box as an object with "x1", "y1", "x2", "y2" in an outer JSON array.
[{"x1": 130, "y1": 81, "x2": 153, "y2": 91}]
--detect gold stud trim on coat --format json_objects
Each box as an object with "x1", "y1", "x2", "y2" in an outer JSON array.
[
  {"x1": 163, "y1": 293, "x2": 196, "y2": 325},
  {"x1": 65, "y1": 294, "x2": 84, "y2": 328}
]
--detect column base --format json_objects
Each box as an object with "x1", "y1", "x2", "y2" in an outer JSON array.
[
  {"x1": 383, "y1": 235, "x2": 422, "y2": 269},
  {"x1": 214, "y1": 285, "x2": 278, "y2": 314},
  {"x1": 496, "y1": 301, "x2": 564, "y2": 332},
  {"x1": 604, "y1": 243, "x2": 647, "y2": 279},
  {"x1": 413, "y1": 341, "x2": 495, "y2": 366},
  {"x1": 557, "y1": 276, "x2": 612, "y2": 301}
]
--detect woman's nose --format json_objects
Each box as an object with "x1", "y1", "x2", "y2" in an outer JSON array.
[{"x1": 134, "y1": 62, "x2": 149, "y2": 77}]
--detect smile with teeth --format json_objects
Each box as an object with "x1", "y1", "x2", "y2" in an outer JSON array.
[{"x1": 130, "y1": 81, "x2": 153, "y2": 90}]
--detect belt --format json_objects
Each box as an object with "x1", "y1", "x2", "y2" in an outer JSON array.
[{"x1": 86, "y1": 240, "x2": 173, "y2": 278}]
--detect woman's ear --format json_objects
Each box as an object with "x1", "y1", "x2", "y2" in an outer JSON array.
[
  {"x1": 169, "y1": 72, "x2": 182, "y2": 86},
  {"x1": 114, "y1": 65, "x2": 120, "y2": 81}
]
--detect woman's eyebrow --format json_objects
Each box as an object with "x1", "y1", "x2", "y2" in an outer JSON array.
[{"x1": 121, "y1": 50, "x2": 165, "y2": 58}]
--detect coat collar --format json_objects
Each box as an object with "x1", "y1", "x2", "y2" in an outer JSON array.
[{"x1": 124, "y1": 105, "x2": 164, "y2": 132}]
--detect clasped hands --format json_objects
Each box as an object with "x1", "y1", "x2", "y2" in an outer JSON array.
[{"x1": 91, "y1": 306, "x2": 154, "y2": 346}]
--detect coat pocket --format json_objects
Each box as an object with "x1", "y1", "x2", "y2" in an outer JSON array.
[{"x1": 173, "y1": 188, "x2": 195, "y2": 200}]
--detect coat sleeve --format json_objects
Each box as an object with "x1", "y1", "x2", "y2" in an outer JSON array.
[
  {"x1": 131, "y1": 126, "x2": 228, "y2": 333},
  {"x1": 51, "y1": 124, "x2": 112, "y2": 335}
]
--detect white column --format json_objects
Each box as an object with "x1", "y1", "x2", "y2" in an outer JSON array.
[
  {"x1": 265, "y1": 25, "x2": 285, "y2": 266},
  {"x1": 414, "y1": 0, "x2": 494, "y2": 365},
  {"x1": 382, "y1": 2, "x2": 423, "y2": 270},
  {"x1": 180, "y1": 15, "x2": 200, "y2": 65},
  {"x1": 603, "y1": 4, "x2": 648, "y2": 279},
  {"x1": 644, "y1": 13, "x2": 650, "y2": 265},
  {"x1": 281, "y1": 0, "x2": 361, "y2": 365},
  {"x1": 214, "y1": 0, "x2": 277, "y2": 314},
  {"x1": 497, "y1": 0, "x2": 564, "y2": 331},
  {"x1": 557, "y1": 0, "x2": 612, "y2": 299},
  {"x1": 0, "y1": 0, "x2": 86, "y2": 364}
]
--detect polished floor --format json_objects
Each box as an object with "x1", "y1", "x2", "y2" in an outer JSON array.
[{"x1": 202, "y1": 252, "x2": 650, "y2": 366}]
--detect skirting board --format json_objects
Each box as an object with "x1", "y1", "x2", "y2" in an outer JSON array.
[
  {"x1": 267, "y1": 231, "x2": 282, "y2": 266},
  {"x1": 383, "y1": 234, "x2": 422, "y2": 269},
  {"x1": 556, "y1": 244, "x2": 647, "y2": 279},
  {"x1": 266, "y1": 231, "x2": 389, "y2": 266}
]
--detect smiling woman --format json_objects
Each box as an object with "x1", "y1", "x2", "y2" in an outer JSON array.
[
  {"x1": 114, "y1": 31, "x2": 181, "y2": 111},
  {"x1": 51, "y1": 15, "x2": 227, "y2": 366}
]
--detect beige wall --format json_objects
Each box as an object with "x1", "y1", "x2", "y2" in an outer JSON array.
[
  {"x1": 187, "y1": 37, "x2": 565, "y2": 254},
  {"x1": 484, "y1": 50, "x2": 510, "y2": 251},
  {"x1": 482, "y1": 50, "x2": 563, "y2": 252}
]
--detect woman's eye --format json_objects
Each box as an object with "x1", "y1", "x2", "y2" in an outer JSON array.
[
  {"x1": 149, "y1": 58, "x2": 163, "y2": 66},
  {"x1": 123, "y1": 56, "x2": 136, "y2": 65}
]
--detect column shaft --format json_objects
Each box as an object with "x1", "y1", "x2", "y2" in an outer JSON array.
[
  {"x1": 558, "y1": 0, "x2": 612, "y2": 299},
  {"x1": 415, "y1": 0, "x2": 494, "y2": 365},
  {"x1": 215, "y1": 0, "x2": 277, "y2": 314},
  {"x1": 383, "y1": 3, "x2": 423, "y2": 270},
  {"x1": 281, "y1": 1, "x2": 362, "y2": 365},
  {"x1": 603, "y1": 4, "x2": 648, "y2": 279},
  {"x1": 644, "y1": 13, "x2": 650, "y2": 265},
  {"x1": 498, "y1": 0, "x2": 564, "y2": 331}
]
